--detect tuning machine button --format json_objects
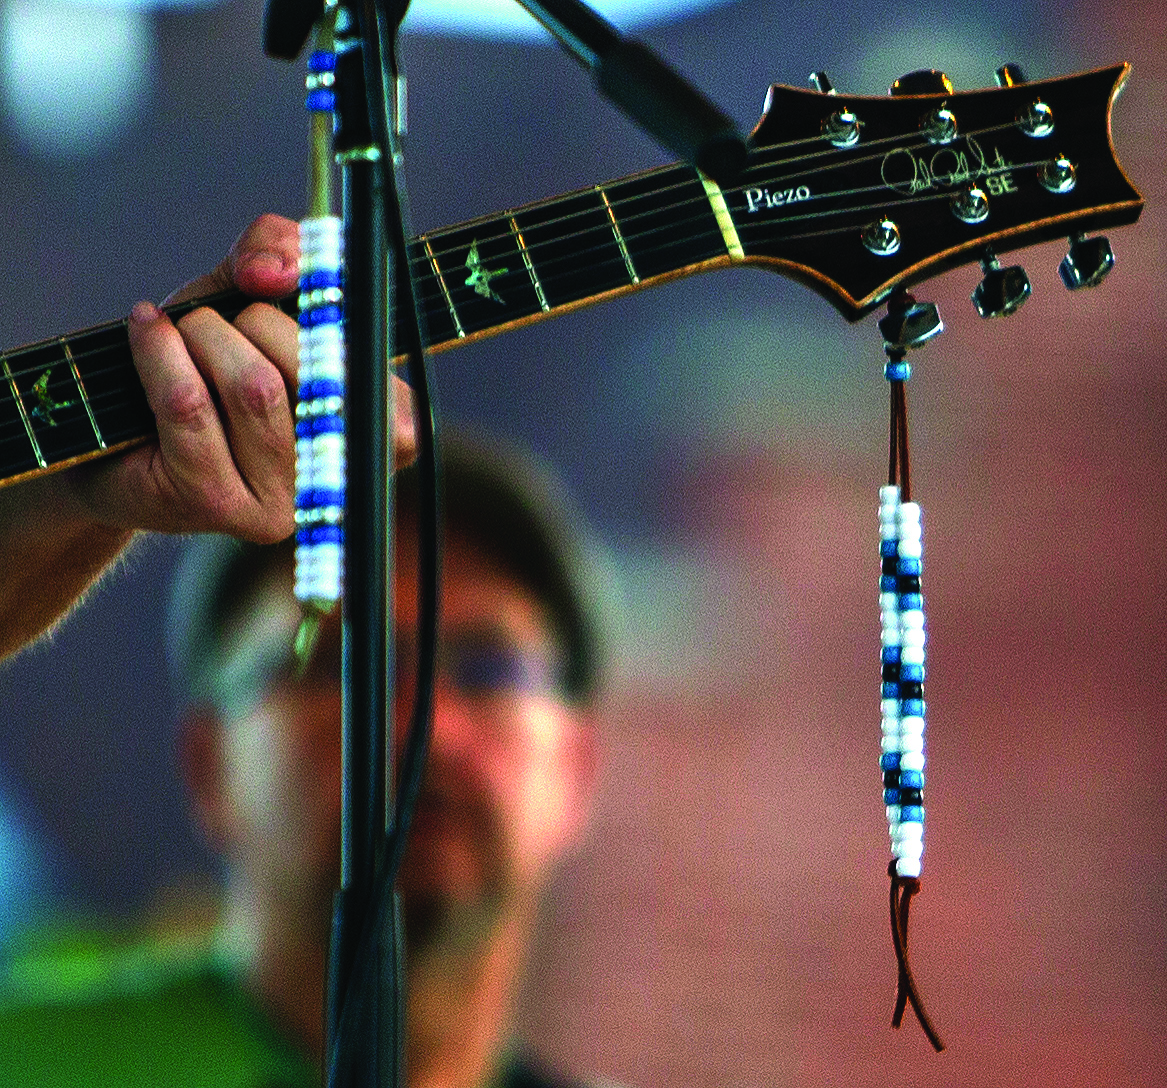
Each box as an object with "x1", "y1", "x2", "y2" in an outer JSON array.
[
  {"x1": 994, "y1": 63, "x2": 1027, "y2": 87},
  {"x1": 823, "y1": 109, "x2": 861, "y2": 147},
  {"x1": 973, "y1": 251, "x2": 1031, "y2": 318},
  {"x1": 809, "y1": 71, "x2": 836, "y2": 94},
  {"x1": 1039, "y1": 155, "x2": 1076, "y2": 193},
  {"x1": 862, "y1": 218, "x2": 901, "y2": 256},
  {"x1": 1059, "y1": 234, "x2": 1115, "y2": 289},
  {"x1": 889, "y1": 70, "x2": 954, "y2": 96},
  {"x1": 879, "y1": 295, "x2": 944, "y2": 352},
  {"x1": 951, "y1": 186, "x2": 989, "y2": 224},
  {"x1": 1019, "y1": 100, "x2": 1054, "y2": 137}
]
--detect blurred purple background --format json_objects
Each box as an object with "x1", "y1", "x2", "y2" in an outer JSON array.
[{"x1": 0, "y1": 0, "x2": 1163, "y2": 1084}]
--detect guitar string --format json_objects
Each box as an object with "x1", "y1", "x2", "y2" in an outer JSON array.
[
  {"x1": 405, "y1": 152, "x2": 1048, "y2": 318},
  {"x1": 0, "y1": 144, "x2": 1052, "y2": 419},
  {"x1": 408, "y1": 118, "x2": 1022, "y2": 267},
  {"x1": 0, "y1": 149, "x2": 1060, "y2": 454},
  {"x1": 0, "y1": 166, "x2": 1054, "y2": 460},
  {"x1": 0, "y1": 113, "x2": 1045, "y2": 384}
]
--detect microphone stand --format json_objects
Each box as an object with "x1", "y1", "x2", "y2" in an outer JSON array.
[{"x1": 263, "y1": 2, "x2": 744, "y2": 1086}]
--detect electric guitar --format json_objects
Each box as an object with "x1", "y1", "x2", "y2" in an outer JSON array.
[{"x1": 0, "y1": 64, "x2": 1142, "y2": 490}]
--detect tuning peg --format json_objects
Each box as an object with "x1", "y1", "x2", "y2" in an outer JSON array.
[
  {"x1": 879, "y1": 293, "x2": 944, "y2": 352},
  {"x1": 994, "y1": 63, "x2": 1027, "y2": 87},
  {"x1": 809, "y1": 71, "x2": 835, "y2": 94},
  {"x1": 972, "y1": 252, "x2": 1031, "y2": 318},
  {"x1": 1059, "y1": 234, "x2": 1115, "y2": 289},
  {"x1": 889, "y1": 70, "x2": 954, "y2": 96}
]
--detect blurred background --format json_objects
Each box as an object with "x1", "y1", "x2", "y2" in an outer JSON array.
[{"x1": 0, "y1": 0, "x2": 1163, "y2": 1084}]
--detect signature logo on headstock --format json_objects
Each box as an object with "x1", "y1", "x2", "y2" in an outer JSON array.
[
  {"x1": 881, "y1": 137, "x2": 1019, "y2": 197},
  {"x1": 464, "y1": 239, "x2": 508, "y2": 304}
]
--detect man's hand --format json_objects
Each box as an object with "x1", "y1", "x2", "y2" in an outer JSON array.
[
  {"x1": 0, "y1": 214, "x2": 417, "y2": 657},
  {"x1": 70, "y1": 213, "x2": 417, "y2": 542}
]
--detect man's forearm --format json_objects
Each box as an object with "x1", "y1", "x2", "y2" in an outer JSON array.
[{"x1": 0, "y1": 473, "x2": 133, "y2": 660}]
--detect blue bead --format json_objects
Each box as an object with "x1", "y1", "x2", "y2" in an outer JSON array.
[
  {"x1": 307, "y1": 50, "x2": 336, "y2": 73},
  {"x1": 896, "y1": 557, "x2": 921, "y2": 576},
  {"x1": 880, "y1": 539, "x2": 898, "y2": 557},
  {"x1": 882, "y1": 681, "x2": 899, "y2": 698},
  {"x1": 880, "y1": 752, "x2": 901, "y2": 771},
  {"x1": 296, "y1": 415, "x2": 344, "y2": 439},
  {"x1": 881, "y1": 646, "x2": 901, "y2": 664},
  {"x1": 298, "y1": 379, "x2": 345, "y2": 400},
  {"x1": 883, "y1": 787, "x2": 900, "y2": 804},
  {"x1": 899, "y1": 592, "x2": 923, "y2": 610},
  {"x1": 900, "y1": 663, "x2": 925, "y2": 682},
  {"x1": 298, "y1": 304, "x2": 342, "y2": 328},
  {"x1": 300, "y1": 269, "x2": 342, "y2": 291},
  {"x1": 305, "y1": 88, "x2": 337, "y2": 112},
  {"x1": 297, "y1": 488, "x2": 345, "y2": 509},
  {"x1": 297, "y1": 526, "x2": 343, "y2": 544},
  {"x1": 880, "y1": 574, "x2": 897, "y2": 592},
  {"x1": 900, "y1": 805, "x2": 924, "y2": 823},
  {"x1": 884, "y1": 361, "x2": 911, "y2": 381},
  {"x1": 899, "y1": 769, "x2": 924, "y2": 789},
  {"x1": 902, "y1": 698, "x2": 925, "y2": 716}
]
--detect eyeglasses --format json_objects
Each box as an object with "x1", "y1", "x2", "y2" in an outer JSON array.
[{"x1": 395, "y1": 626, "x2": 560, "y2": 701}]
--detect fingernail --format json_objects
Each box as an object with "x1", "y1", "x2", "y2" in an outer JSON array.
[{"x1": 130, "y1": 301, "x2": 160, "y2": 324}]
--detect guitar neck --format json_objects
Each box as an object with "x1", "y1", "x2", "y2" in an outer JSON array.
[
  {"x1": 0, "y1": 161, "x2": 734, "y2": 490},
  {"x1": 0, "y1": 63, "x2": 1146, "y2": 489}
]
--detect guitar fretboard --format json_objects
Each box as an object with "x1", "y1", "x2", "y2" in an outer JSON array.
[{"x1": 0, "y1": 162, "x2": 730, "y2": 488}]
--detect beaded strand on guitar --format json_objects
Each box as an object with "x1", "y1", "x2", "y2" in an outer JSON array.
[{"x1": 877, "y1": 298, "x2": 943, "y2": 1052}]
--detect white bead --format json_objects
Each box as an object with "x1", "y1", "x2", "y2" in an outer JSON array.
[
  {"x1": 900, "y1": 609, "x2": 924, "y2": 629},
  {"x1": 882, "y1": 716, "x2": 900, "y2": 736},
  {"x1": 881, "y1": 735, "x2": 901, "y2": 753},
  {"x1": 895, "y1": 858, "x2": 922, "y2": 879},
  {"x1": 892, "y1": 838, "x2": 924, "y2": 862},
  {"x1": 896, "y1": 501, "x2": 921, "y2": 524},
  {"x1": 881, "y1": 698, "x2": 899, "y2": 717},
  {"x1": 901, "y1": 627, "x2": 925, "y2": 648},
  {"x1": 879, "y1": 592, "x2": 898, "y2": 612},
  {"x1": 885, "y1": 804, "x2": 901, "y2": 823},
  {"x1": 899, "y1": 645, "x2": 925, "y2": 666},
  {"x1": 897, "y1": 538, "x2": 923, "y2": 559},
  {"x1": 880, "y1": 485, "x2": 900, "y2": 504},
  {"x1": 899, "y1": 715, "x2": 925, "y2": 736},
  {"x1": 899, "y1": 751, "x2": 924, "y2": 772},
  {"x1": 892, "y1": 821, "x2": 923, "y2": 843},
  {"x1": 900, "y1": 732, "x2": 924, "y2": 754}
]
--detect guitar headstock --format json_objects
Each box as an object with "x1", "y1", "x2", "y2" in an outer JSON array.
[{"x1": 729, "y1": 64, "x2": 1143, "y2": 320}]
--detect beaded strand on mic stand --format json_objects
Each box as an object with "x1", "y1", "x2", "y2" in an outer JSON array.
[
  {"x1": 294, "y1": 9, "x2": 345, "y2": 662},
  {"x1": 876, "y1": 291, "x2": 944, "y2": 1052}
]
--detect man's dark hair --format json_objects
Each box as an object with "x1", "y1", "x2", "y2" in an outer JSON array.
[{"x1": 168, "y1": 439, "x2": 605, "y2": 709}]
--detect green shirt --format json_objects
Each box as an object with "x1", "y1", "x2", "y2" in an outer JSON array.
[{"x1": 0, "y1": 925, "x2": 315, "y2": 1088}]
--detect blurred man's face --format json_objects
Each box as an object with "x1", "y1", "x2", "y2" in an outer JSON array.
[{"x1": 196, "y1": 532, "x2": 595, "y2": 952}]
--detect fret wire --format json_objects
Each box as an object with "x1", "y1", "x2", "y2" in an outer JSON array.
[
  {"x1": 62, "y1": 337, "x2": 106, "y2": 450},
  {"x1": 0, "y1": 169, "x2": 985, "y2": 399},
  {"x1": 597, "y1": 186, "x2": 639, "y2": 284},
  {"x1": 508, "y1": 216, "x2": 550, "y2": 313},
  {"x1": 421, "y1": 236, "x2": 466, "y2": 339},
  {"x1": 412, "y1": 118, "x2": 1016, "y2": 270},
  {"x1": 2, "y1": 358, "x2": 47, "y2": 469},
  {"x1": 0, "y1": 121, "x2": 1045, "y2": 448}
]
